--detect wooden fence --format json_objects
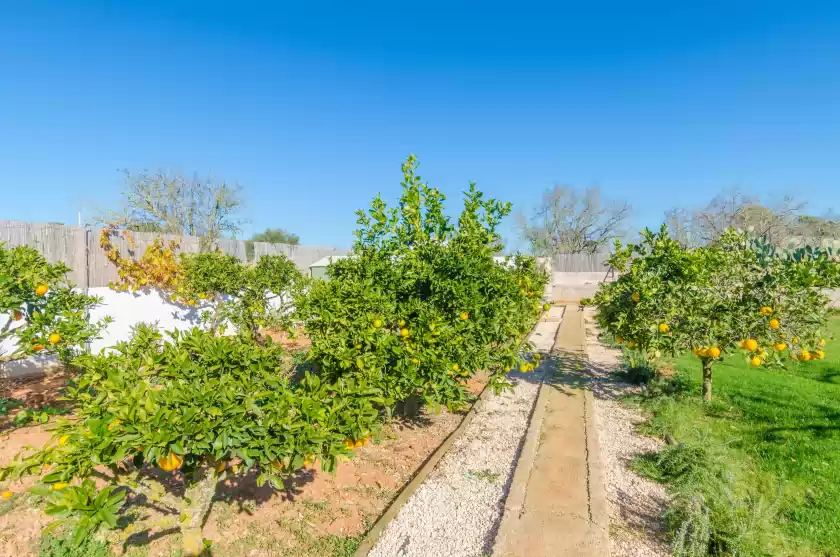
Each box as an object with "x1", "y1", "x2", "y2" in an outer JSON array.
[
  {"x1": 0, "y1": 221, "x2": 347, "y2": 288},
  {"x1": 550, "y1": 253, "x2": 612, "y2": 272}
]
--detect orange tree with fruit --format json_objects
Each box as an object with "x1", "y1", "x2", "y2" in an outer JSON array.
[
  {"x1": 296, "y1": 156, "x2": 549, "y2": 413},
  {"x1": 583, "y1": 226, "x2": 840, "y2": 401},
  {"x1": 1, "y1": 325, "x2": 382, "y2": 554},
  {"x1": 0, "y1": 243, "x2": 110, "y2": 366}
]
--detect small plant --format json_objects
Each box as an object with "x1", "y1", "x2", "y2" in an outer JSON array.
[
  {"x1": 620, "y1": 348, "x2": 658, "y2": 385},
  {"x1": 39, "y1": 531, "x2": 112, "y2": 557},
  {"x1": 12, "y1": 405, "x2": 71, "y2": 427},
  {"x1": 0, "y1": 397, "x2": 23, "y2": 417}
]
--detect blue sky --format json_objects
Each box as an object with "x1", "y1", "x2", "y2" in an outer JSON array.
[{"x1": 2, "y1": 1, "x2": 840, "y2": 249}]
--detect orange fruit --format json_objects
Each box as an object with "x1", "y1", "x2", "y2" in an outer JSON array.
[
  {"x1": 12, "y1": 311, "x2": 22, "y2": 321},
  {"x1": 58, "y1": 435, "x2": 70, "y2": 446},
  {"x1": 626, "y1": 341, "x2": 636, "y2": 349},
  {"x1": 32, "y1": 343, "x2": 45, "y2": 352},
  {"x1": 773, "y1": 342, "x2": 787, "y2": 352},
  {"x1": 344, "y1": 439, "x2": 354, "y2": 449},
  {"x1": 708, "y1": 346, "x2": 721, "y2": 358},
  {"x1": 743, "y1": 339, "x2": 758, "y2": 351},
  {"x1": 373, "y1": 319, "x2": 383, "y2": 329},
  {"x1": 798, "y1": 350, "x2": 811, "y2": 361},
  {"x1": 760, "y1": 306, "x2": 773, "y2": 316},
  {"x1": 631, "y1": 292, "x2": 640, "y2": 303},
  {"x1": 658, "y1": 323, "x2": 670, "y2": 333},
  {"x1": 793, "y1": 337, "x2": 800, "y2": 343},
  {"x1": 52, "y1": 483, "x2": 68, "y2": 491},
  {"x1": 35, "y1": 284, "x2": 48, "y2": 296},
  {"x1": 398, "y1": 319, "x2": 406, "y2": 327},
  {"x1": 769, "y1": 319, "x2": 780, "y2": 330},
  {"x1": 411, "y1": 358, "x2": 420, "y2": 364},
  {"x1": 400, "y1": 328, "x2": 409, "y2": 338},
  {"x1": 750, "y1": 356, "x2": 762, "y2": 367},
  {"x1": 615, "y1": 336, "x2": 624, "y2": 344},
  {"x1": 451, "y1": 363, "x2": 460, "y2": 372},
  {"x1": 48, "y1": 333, "x2": 61, "y2": 345},
  {"x1": 460, "y1": 312, "x2": 469, "y2": 321},
  {"x1": 1, "y1": 490, "x2": 12, "y2": 499},
  {"x1": 157, "y1": 451, "x2": 184, "y2": 472},
  {"x1": 543, "y1": 303, "x2": 551, "y2": 311},
  {"x1": 813, "y1": 350, "x2": 825, "y2": 360}
]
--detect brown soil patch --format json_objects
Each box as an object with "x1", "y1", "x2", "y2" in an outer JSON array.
[
  {"x1": 264, "y1": 326, "x2": 311, "y2": 350},
  {"x1": 0, "y1": 372, "x2": 72, "y2": 432},
  {"x1": 0, "y1": 375, "x2": 488, "y2": 557}
]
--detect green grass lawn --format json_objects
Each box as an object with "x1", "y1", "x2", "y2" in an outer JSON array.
[{"x1": 635, "y1": 317, "x2": 840, "y2": 556}]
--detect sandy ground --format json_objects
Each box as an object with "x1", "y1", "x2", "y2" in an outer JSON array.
[{"x1": 583, "y1": 309, "x2": 671, "y2": 557}]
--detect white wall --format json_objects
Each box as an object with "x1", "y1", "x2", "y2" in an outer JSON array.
[{"x1": 86, "y1": 287, "x2": 213, "y2": 353}]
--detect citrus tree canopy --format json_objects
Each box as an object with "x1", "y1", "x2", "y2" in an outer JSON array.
[{"x1": 584, "y1": 225, "x2": 840, "y2": 401}]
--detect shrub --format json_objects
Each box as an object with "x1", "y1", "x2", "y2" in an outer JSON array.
[
  {"x1": 102, "y1": 228, "x2": 304, "y2": 342},
  {"x1": 0, "y1": 243, "x2": 110, "y2": 365},
  {"x1": 296, "y1": 156, "x2": 549, "y2": 411},
  {"x1": 2, "y1": 326, "x2": 383, "y2": 555},
  {"x1": 620, "y1": 347, "x2": 658, "y2": 384},
  {"x1": 584, "y1": 226, "x2": 840, "y2": 401}
]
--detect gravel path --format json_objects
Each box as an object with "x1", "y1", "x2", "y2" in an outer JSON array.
[
  {"x1": 368, "y1": 329, "x2": 554, "y2": 557},
  {"x1": 583, "y1": 308, "x2": 670, "y2": 557}
]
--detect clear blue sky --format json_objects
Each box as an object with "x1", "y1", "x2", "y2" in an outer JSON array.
[{"x1": 2, "y1": 1, "x2": 840, "y2": 249}]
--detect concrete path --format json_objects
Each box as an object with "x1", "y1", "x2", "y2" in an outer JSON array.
[{"x1": 493, "y1": 305, "x2": 610, "y2": 557}]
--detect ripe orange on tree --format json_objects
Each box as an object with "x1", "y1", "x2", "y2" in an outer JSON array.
[
  {"x1": 769, "y1": 319, "x2": 780, "y2": 330},
  {"x1": 35, "y1": 284, "x2": 48, "y2": 296}
]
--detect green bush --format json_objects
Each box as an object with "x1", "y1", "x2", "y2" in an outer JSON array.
[
  {"x1": 296, "y1": 156, "x2": 549, "y2": 411},
  {"x1": 39, "y1": 531, "x2": 112, "y2": 557},
  {"x1": 179, "y1": 251, "x2": 304, "y2": 341},
  {"x1": 620, "y1": 348, "x2": 658, "y2": 384}
]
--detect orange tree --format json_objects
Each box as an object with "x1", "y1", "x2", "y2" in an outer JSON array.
[
  {"x1": 584, "y1": 226, "x2": 840, "y2": 401},
  {"x1": 1, "y1": 325, "x2": 382, "y2": 554},
  {"x1": 295, "y1": 156, "x2": 549, "y2": 412},
  {"x1": 0, "y1": 243, "x2": 110, "y2": 365},
  {"x1": 179, "y1": 252, "x2": 304, "y2": 341},
  {"x1": 102, "y1": 226, "x2": 304, "y2": 342}
]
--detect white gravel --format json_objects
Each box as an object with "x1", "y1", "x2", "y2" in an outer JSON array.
[
  {"x1": 368, "y1": 326, "x2": 554, "y2": 557},
  {"x1": 583, "y1": 309, "x2": 670, "y2": 557}
]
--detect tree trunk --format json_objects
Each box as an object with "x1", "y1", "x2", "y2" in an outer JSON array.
[
  {"x1": 180, "y1": 468, "x2": 219, "y2": 556},
  {"x1": 702, "y1": 358, "x2": 714, "y2": 402}
]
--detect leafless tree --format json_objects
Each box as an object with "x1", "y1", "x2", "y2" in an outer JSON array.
[
  {"x1": 101, "y1": 170, "x2": 246, "y2": 247},
  {"x1": 518, "y1": 186, "x2": 631, "y2": 255},
  {"x1": 668, "y1": 189, "x2": 805, "y2": 246}
]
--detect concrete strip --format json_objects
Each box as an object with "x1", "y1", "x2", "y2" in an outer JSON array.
[
  {"x1": 585, "y1": 389, "x2": 611, "y2": 544},
  {"x1": 496, "y1": 307, "x2": 565, "y2": 521},
  {"x1": 493, "y1": 305, "x2": 611, "y2": 557}
]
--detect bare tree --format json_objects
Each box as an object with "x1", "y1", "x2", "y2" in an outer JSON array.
[
  {"x1": 518, "y1": 186, "x2": 631, "y2": 255},
  {"x1": 669, "y1": 189, "x2": 805, "y2": 246},
  {"x1": 102, "y1": 170, "x2": 246, "y2": 246},
  {"x1": 790, "y1": 212, "x2": 840, "y2": 248}
]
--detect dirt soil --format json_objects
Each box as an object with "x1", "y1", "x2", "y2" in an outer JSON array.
[
  {"x1": 0, "y1": 373, "x2": 487, "y2": 557},
  {"x1": 0, "y1": 371, "x2": 72, "y2": 432}
]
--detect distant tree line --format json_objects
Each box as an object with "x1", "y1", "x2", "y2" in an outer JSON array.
[{"x1": 518, "y1": 184, "x2": 840, "y2": 256}]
